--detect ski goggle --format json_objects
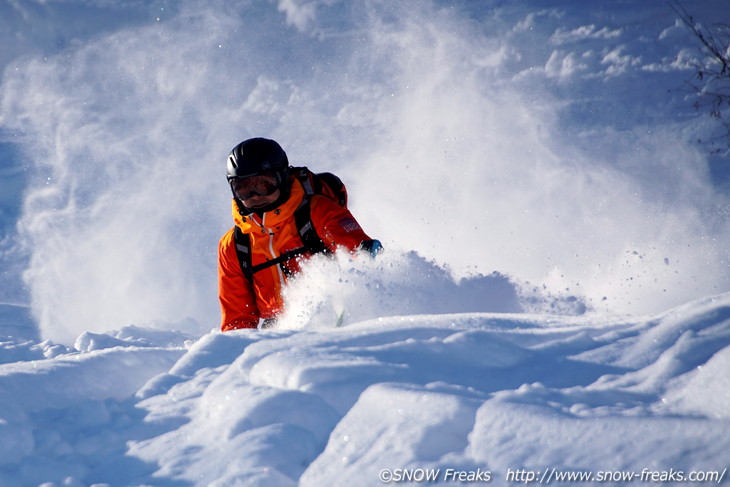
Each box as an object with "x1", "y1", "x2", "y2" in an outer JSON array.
[{"x1": 230, "y1": 173, "x2": 280, "y2": 200}]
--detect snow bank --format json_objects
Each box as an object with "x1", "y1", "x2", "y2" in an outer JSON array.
[
  {"x1": 2, "y1": 293, "x2": 726, "y2": 486},
  {"x1": 0, "y1": 329, "x2": 189, "y2": 486}
]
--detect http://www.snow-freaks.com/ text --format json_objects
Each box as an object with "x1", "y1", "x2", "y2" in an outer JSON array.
[{"x1": 377, "y1": 466, "x2": 727, "y2": 484}]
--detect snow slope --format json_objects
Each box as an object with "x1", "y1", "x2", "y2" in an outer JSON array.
[
  {"x1": 0, "y1": 0, "x2": 729, "y2": 485},
  {"x1": 0, "y1": 290, "x2": 728, "y2": 486}
]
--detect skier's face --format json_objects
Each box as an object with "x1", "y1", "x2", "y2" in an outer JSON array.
[
  {"x1": 241, "y1": 188, "x2": 281, "y2": 209},
  {"x1": 230, "y1": 173, "x2": 281, "y2": 208}
]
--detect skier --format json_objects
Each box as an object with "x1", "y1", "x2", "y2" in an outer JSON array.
[{"x1": 218, "y1": 137, "x2": 382, "y2": 331}]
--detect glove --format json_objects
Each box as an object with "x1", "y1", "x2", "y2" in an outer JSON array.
[{"x1": 359, "y1": 239, "x2": 383, "y2": 258}]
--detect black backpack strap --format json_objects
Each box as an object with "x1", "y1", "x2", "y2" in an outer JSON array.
[
  {"x1": 233, "y1": 226, "x2": 254, "y2": 280},
  {"x1": 291, "y1": 167, "x2": 344, "y2": 255},
  {"x1": 253, "y1": 247, "x2": 309, "y2": 276},
  {"x1": 295, "y1": 167, "x2": 315, "y2": 194},
  {"x1": 294, "y1": 196, "x2": 329, "y2": 256}
]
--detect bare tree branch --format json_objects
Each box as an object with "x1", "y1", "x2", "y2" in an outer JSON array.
[
  {"x1": 670, "y1": 0, "x2": 730, "y2": 74},
  {"x1": 669, "y1": 0, "x2": 730, "y2": 153}
]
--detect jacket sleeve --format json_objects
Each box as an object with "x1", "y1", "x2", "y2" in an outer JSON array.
[
  {"x1": 218, "y1": 227, "x2": 260, "y2": 331},
  {"x1": 309, "y1": 196, "x2": 373, "y2": 252}
]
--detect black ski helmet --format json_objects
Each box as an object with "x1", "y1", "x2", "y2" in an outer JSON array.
[
  {"x1": 227, "y1": 137, "x2": 289, "y2": 181},
  {"x1": 227, "y1": 137, "x2": 291, "y2": 214}
]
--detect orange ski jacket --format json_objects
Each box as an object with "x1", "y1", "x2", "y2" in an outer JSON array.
[{"x1": 218, "y1": 177, "x2": 372, "y2": 331}]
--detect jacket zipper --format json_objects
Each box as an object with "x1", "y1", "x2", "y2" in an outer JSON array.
[{"x1": 255, "y1": 213, "x2": 286, "y2": 287}]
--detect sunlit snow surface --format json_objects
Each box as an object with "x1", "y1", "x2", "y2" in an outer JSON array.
[
  {"x1": 0, "y1": 292, "x2": 728, "y2": 486},
  {"x1": 0, "y1": 0, "x2": 729, "y2": 485}
]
